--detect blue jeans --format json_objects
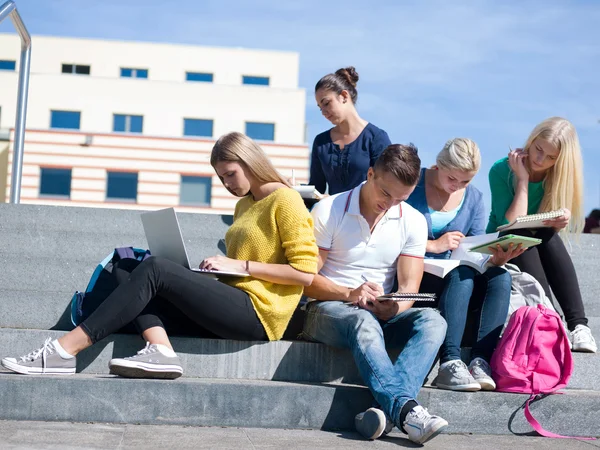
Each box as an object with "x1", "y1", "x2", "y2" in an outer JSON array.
[
  {"x1": 438, "y1": 265, "x2": 511, "y2": 364},
  {"x1": 302, "y1": 302, "x2": 446, "y2": 427}
]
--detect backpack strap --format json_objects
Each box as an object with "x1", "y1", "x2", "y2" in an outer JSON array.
[{"x1": 524, "y1": 394, "x2": 596, "y2": 440}]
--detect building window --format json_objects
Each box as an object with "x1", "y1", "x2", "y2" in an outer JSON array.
[
  {"x1": 61, "y1": 64, "x2": 91, "y2": 75},
  {"x1": 120, "y1": 68, "x2": 148, "y2": 79},
  {"x1": 242, "y1": 75, "x2": 269, "y2": 86},
  {"x1": 50, "y1": 110, "x2": 81, "y2": 130},
  {"x1": 0, "y1": 60, "x2": 16, "y2": 71},
  {"x1": 39, "y1": 168, "x2": 71, "y2": 198},
  {"x1": 113, "y1": 114, "x2": 143, "y2": 133},
  {"x1": 183, "y1": 118, "x2": 213, "y2": 137},
  {"x1": 186, "y1": 72, "x2": 213, "y2": 82},
  {"x1": 180, "y1": 176, "x2": 212, "y2": 206},
  {"x1": 106, "y1": 171, "x2": 138, "y2": 202},
  {"x1": 245, "y1": 122, "x2": 275, "y2": 141}
]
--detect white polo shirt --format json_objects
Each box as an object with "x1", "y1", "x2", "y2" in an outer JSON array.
[{"x1": 311, "y1": 182, "x2": 427, "y2": 294}]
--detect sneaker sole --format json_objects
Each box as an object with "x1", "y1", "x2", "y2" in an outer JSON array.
[
  {"x1": 418, "y1": 422, "x2": 448, "y2": 444},
  {"x1": 572, "y1": 345, "x2": 597, "y2": 353},
  {"x1": 355, "y1": 408, "x2": 386, "y2": 440},
  {"x1": 476, "y1": 379, "x2": 497, "y2": 391},
  {"x1": 109, "y1": 361, "x2": 183, "y2": 380},
  {"x1": 1, "y1": 358, "x2": 75, "y2": 375},
  {"x1": 436, "y1": 382, "x2": 481, "y2": 392}
]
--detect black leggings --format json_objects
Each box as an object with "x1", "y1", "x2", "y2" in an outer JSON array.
[
  {"x1": 80, "y1": 256, "x2": 268, "y2": 343},
  {"x1": 507, "y1": 228, "x2": 587, "y2": 330}
]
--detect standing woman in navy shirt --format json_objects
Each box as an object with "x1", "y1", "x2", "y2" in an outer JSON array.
[{"x1": 310, "y1": 67, "x2": 391, "y2": 195}]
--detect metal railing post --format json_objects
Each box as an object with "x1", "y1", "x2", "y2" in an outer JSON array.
[{"x1": 0, "y1": 0, "x2": 31, "y2": 204}]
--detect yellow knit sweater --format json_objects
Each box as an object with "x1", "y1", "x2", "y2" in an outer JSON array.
[{"x1": 223, "y1": 188, "x2": 318, "y2": 340}]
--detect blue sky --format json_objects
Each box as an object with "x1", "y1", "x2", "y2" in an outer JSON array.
[{"x1": 2, "y1": 0, "x2": 599, "y2": 215}]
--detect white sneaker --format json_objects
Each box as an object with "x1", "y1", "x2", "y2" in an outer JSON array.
[
  {"x1": 403, "y1": 405, "x2": 448, "y2": 444},
  {"x1": 468, "y1": 357, "x2": 496, "y2": 391},
  {"x1": 354, "y1": 407, "x2": 394, "y2": 440},
  {"x1": 570, "y1": 325, "x2": 597, "y2": 353}
]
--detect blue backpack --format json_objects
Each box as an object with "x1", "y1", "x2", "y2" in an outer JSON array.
[{"x1": 71, "y1": 247, "x2": 151, "y2": 326}]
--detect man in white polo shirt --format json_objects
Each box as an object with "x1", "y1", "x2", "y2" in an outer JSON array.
[{"x1": 303, "y1": 144, "x2": 448, "y2": 445}]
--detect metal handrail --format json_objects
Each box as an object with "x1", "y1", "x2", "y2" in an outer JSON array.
[{"x1": 0, "y1": 0, "x2": 31, "y2": 204}]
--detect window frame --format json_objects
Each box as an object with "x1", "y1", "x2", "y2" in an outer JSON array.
[
  {"x1": 245, "y1": 121, "x2": 275, "y2": 141},
  {"x1": 183, "y1": 118, "x2": 214, "y2": 138},
  {"x1": 113, "y1": 113, "x2": 144, "y2": 133},
  {"x1": 186, "y1": 72, "x2": 214, "y2": 83},
  {"x1": 39, "y1": 167, "x2": 72, "y2": 199},
  {"x1": 242, "y1": 75, "x2": 270, "y2": 86},
  {"x1": 105, "y1": 171, "x2": 139, "y2": 203},
  {"x1": 50, "y1": 110, "x2": 81, "y2": 130},
  {"x1": 179, "y1": 175, "x2": 213, "y2": 207},
  {"x1": 120, "y1": 67, "x2": 149, "y2": 79}
]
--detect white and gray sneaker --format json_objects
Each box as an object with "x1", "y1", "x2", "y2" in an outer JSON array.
[
  {"x1": 403, "y1": 405, "x2": 448, "y2": 444},
  {"x1": 468, "y1": 357, "x2": 496, "y2": 391},
  {"x1": 435, "y1": 359, "x2": 481, "y2": 391},
  {"x1": 570, "y1": 325, "x2": 597, "y2": 353},
  {"x1": 354, "y1": 407, "x2": 394, "y2": 440},
  {"x1": 109, "y1": 342, "x2": 183, "y2": 379},
  {"x1": 1, "y1": 337, "x2": 76, "y2": 375}
]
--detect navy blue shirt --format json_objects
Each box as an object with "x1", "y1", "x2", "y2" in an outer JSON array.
[{"x1": 309, "y1": 123, "x2": 391, "y2": 195}]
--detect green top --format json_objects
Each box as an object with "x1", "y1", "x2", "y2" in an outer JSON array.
[{"x1": 486, "y1": 157, "x2": 545, "y2": 233}]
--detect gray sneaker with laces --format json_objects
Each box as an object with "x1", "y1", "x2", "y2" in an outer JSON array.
[
  {"x1": 468, "y1": 357, "x2": 496, "y2": 390},
  {"x1": 354, "y1": 407, "x2": 394, "y2": 440},
  {"x1": 1, "y1": 337, "x2": 76, "y2": 375},
  {"x1": 109, "y1": 343, "x2": 183, "y2": 379},
  {"x1": 435, "y1": 359, "x2": 481, "y2": 391}
]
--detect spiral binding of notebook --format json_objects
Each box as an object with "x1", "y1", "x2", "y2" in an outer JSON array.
[
  {"x1": 496, "y1": 209, "x2": 564, "y2": 232},
  {"x1": 376, "y1": 292, "x2": 437, "y2": 302}
]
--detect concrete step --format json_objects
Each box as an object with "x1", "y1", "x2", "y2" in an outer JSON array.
[
  {"x1": 0, "y1": 372, "x2": 598, "y2": 437},
  {"x1": 2, "y1": 327, "x2": 599, "y2": 390}
]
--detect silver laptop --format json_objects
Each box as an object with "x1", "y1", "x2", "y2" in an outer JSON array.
[{"x1": 140, "y1": 208, "x2": 246, "y2": 277}]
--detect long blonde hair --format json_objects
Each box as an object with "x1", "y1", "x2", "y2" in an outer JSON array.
[
  {"x1": 210, "y1": 132, "x2": 290, "y2": 189},
  {"x1": 523, "y1": 117, "x2": 584, "y2": 234},
  {"x1": 435, "y1": 138, "x2": 481, "y2": 173}
]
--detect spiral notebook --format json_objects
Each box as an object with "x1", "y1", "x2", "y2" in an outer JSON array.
[
  {"x1": 496, "y1": 209, "x2": 565, "y2": 232},
  {"x1": 375, "y1": 292, "x2": 437, "y2": 302}
]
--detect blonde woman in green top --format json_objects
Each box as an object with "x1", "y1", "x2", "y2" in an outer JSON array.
[{"x1": 487, "y1": 116, "x2": 595, "y2": 353}]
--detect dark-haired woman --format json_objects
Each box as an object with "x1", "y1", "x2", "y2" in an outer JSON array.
[{"x1": 310, "y1": 66, "x2": 392, "y2": 195}]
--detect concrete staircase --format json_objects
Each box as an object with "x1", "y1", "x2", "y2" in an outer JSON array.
[{"x1": 0, "y1": 203, "x2": 599, "y2": 437}]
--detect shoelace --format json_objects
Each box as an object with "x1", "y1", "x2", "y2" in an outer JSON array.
[
  {"x1": 447, "y1": 361, "x2": 469, "y2": 375},
  {"x1": 409, "y1": 407, "x2": 430, "y2": 425},
  {"x1": 470, "y1": 360, "x2": 491, "y2": 377},
  {"x1": 19, "y1": 337, "x2": 53, "y2": 363},
  {"x1": 126, "y1": 342, "x2": 156, "y2": 359}
]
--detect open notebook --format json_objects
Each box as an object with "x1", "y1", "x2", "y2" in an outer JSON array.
[
  {"x1": 496, "y1": 209, "x2": 565, "y2": 232},
  {"x1": 424, "y1": 233, "x2": 497, "y2": 278},
  {"x1": 293, "y1": 185, "x2": 325, "y2": 200}
]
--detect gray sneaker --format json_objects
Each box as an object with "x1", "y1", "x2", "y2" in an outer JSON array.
[
  {"x1": 354, "y1": 407, "x2": 394, "y2": 440},
  {"x1": 435, "y1": 359, "x2": 481, "y2": 391},
  {"x1": 1, "y1": 338, "x2": 76, "y2": 375},
  {"x1": 109, "y1": 343, "x2": 183, "y2": 379},
  {"x1": 468, "y1": 357, "x2": 496, "y2": 391}
]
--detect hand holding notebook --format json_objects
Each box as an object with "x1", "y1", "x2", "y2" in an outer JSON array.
[{"x1": 496, "y1": 209, "x2": 566, "y2": 232}]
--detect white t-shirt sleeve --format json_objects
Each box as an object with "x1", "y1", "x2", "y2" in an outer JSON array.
[
  {"x1": 401, "y1": 207, "x2": 427, "y2": 258},
  {"x1": 310, "y1": 197, "x2": 337, "y2": 251}
]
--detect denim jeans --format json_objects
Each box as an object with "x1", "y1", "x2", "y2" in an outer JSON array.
[
  {"x1": 302, "y1": 302, "x2": 446, "y2": 428},
  {"x1": 438, "y1": 265, "x2": 511, "y2": 364}
]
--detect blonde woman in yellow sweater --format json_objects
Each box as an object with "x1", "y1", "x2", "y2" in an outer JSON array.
[{"x1": 2, "y1": 132, "x2": 319, "y2": 379}]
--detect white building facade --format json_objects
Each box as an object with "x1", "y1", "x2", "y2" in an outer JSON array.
[{"x1": 0, "y1": 34, "x2": 309, "y2": 213}]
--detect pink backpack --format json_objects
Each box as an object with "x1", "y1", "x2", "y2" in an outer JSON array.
[{"x1": 491, "y1": 304, "x2": 594, "y2": 439}]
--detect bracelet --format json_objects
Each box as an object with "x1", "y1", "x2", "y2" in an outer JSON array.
[{"x1": 245, "y1": 260, "x2": 250, "y2": 274}]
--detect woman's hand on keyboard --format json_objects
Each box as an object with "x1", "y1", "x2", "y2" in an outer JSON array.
[{"x1": 199, "y1": 255, "x2": 248, "y2": 274}]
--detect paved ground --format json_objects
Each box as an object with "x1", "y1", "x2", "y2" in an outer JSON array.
[{"x1": 1, "y1": 420, "x2": 599, "y2": 450}]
